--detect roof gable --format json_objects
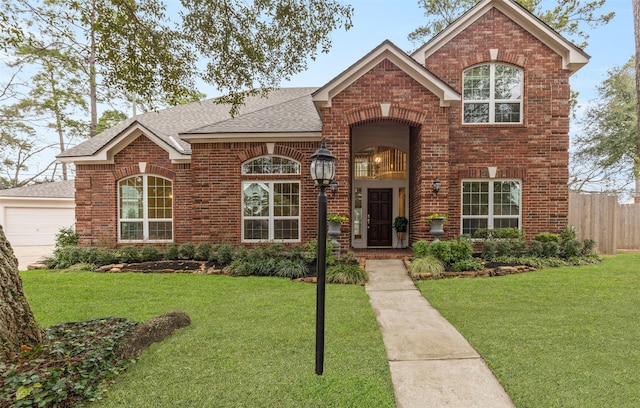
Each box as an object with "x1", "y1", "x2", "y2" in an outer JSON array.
[
  {"x1": 312, "y1": 40, "x2": 460, "y2": 110},
  {"x1": 411, "y1": 0, "x2": 589, "y2": 73}
]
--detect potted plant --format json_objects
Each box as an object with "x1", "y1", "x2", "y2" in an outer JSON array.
[
  {"x1": 425, "y1": 213, "x2": 448, "y2": 242},
  {"x1": 393, "y1": 216, "x2": 408, "y2": 233},
  {"x1": 393, "y1": 216, "x2": 409, "y2": 248},
  {"x1": 327, "y1": 213, "x2": 349, "y2": 239}
]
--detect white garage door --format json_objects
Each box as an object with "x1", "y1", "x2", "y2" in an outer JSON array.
[{"x1": 5, "y1": 207, "x2": 75, "y2": 246}]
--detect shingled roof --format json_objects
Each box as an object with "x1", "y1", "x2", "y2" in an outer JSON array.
[
  {"x1": 0, "y1": 180, "x2": 74, "y2": 198},
  {"x1": 58, "y1": 87, "x2": 320, "y2": 160}
]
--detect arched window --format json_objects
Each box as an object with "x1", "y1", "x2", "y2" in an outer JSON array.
[
  {"x1": 242, "y1": 156, "x2": 301, "y2": 175},
  {"x1": 118, "y1": 175, "x2": 173, "y2": 242},
  {"x1": 463, "y1": 63, "x2": 523, "y2": 124},
  {"x1": 241, "y1": 156, "x2": 301, "y2": 242}
]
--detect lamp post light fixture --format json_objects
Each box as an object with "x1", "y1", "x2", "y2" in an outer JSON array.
[
  {"x1": 310, "y1": 139, "x2": 336, "y2": 376},
  {"x1": 432, "y1": 177, "x2": 441, "y2": 196}
]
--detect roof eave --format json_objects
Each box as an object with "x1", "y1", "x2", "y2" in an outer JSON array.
[
  {"x1": 312, "y1": 40, "x2": 460, "y2": 111},
  {"x1": 180, "y1": 131, "x2": 323, "y2": 144},
  {"x1": 411, "y1": 0, "x2": 590, "y2": 74},
  {"x1": 57, "y1": 122, "x2": 191, "y2": 164}
]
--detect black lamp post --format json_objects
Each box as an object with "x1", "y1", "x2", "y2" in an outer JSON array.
[{"x1": 310, "y1": 139, "x2": 336, "y2": 376}]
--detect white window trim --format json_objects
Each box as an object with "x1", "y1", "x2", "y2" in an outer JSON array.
[
  {"x1": 241, "y1": 180, "x2": 301, "y2": 243},
  {"x1": 460, "y1": 179, "x2": 522, "y2": 235},
  {"x1": 118, "y1": 175, "x2": 173, "y2": 243},
  {"x1": 463, "y1": 63, "x2": 523, "y2": 124}
]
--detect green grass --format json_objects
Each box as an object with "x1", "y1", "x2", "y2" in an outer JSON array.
[
  {"x1": 416, "y1": 254, "x2": 640, "y2": 408},
  {"x1": 20, "y1": 271, "x2": 395, "y2": 407}
]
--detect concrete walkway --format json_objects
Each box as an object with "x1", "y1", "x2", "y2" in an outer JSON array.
[{"x1": 364, "y1": 259, "x2": 515, "y2": 408}]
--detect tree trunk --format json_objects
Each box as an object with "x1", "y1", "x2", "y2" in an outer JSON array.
[
  {"x1": 633, "y1": 0, "x2": 640, "y2": 203},
  {"x1": 0, "y1": 226, "x2": 43, "y2": 361}
]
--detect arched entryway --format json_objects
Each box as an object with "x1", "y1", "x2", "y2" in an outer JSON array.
[{"x1": 351, "y1": 123, "x2": 411, "y2": 248}]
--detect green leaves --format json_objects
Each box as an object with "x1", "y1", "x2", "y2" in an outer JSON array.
[
  {"x1": 409, "y1": 0, "x2": 614, "y2": 48},
  {"x1": 574, "y1": 56, "x2": 638, "y2": 193}
]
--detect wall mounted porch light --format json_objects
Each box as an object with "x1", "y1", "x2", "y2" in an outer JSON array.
[{"x1": 432, "y1": 177, "x2": 441, "y2": 196}]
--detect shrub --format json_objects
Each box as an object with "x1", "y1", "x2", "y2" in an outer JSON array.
[
  {"x1": 449, "y1": 236, "x2": 473, "y2": 263},
  {"x1": 118, "y1": 246, "x2": 139, "y2": 263},
  {"x1": 560, "y1": 239, "x2": 582, "y2": 258},
  {"x1": 408, "y1": 256, "x2": 445, "y2": 280},
  {"x1": 427, "y1": 241, "x2": 452, "y2": 263},
  {"x1": 252, "y1": 258, "x2": 278, "y2": 276},
  {"x1": 46, "y1": 246, "x2": 85, "y2": 269},
  {"x1": 275, "y1": 258, "x2": 309, "y2": 279},
  {"x1": 303, "y1": 239, "x2": 318, "y2": 263},
  {"x1": 165, "y1": 244, "x2": 179, "y2": 260},
  {"x1": 581, "y1": 239, "x2": 596, "y2": 256},
  {"x1": 214, "y1": 244, "x2": 233, "y2": 266},
  {"x1": 481, "y1": 239, "x2": 497, "y2": 260},
  {"x1": 95, "y1": 248, "x2": 118, "y2": 266},
  {"x1": 412, "y1": 240, "x2": 429, "y2": 258},
  {"x1": 452, "y1": 258, "x2": 484, "y2": 272},
  {"x1": 233, "y1": 246, "x2": 250, "y2": 262},
  {"x1": 224, "y1": 259, "x2": 250, "y2": 276},
  {"x1": 178, "y1": 243, "x2": 195, "y2": 260},
  {"x1": 326, "y1": 263, "x2": 368, "y2": 284},
  {"x1": 140, "y1": 245, "x2": 162, "y2": 262},
  {"x1": 194, "y1": 242, "x2": 212, "y2": 261},
  {"x1": 533, "y1": 232, "x2": 559, "y2": 242},
  {"x1": 54, "y1": 226, "x2": 79, "y2": 249}
]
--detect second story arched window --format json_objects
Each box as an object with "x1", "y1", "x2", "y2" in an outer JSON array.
[{"x1": 463, "y1": 63, "x2": 523, "y2": 124}]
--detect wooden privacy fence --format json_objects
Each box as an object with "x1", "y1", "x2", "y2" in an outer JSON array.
[{"x1": 568, "y1": 192, "x2": 640, "y2": 255}]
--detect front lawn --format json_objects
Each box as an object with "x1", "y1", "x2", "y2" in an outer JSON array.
[
  {"x1": 20, "y1": 271, "x2": 395, "y2": 407},
  {"x1": 416, "y1": 254, "x2": 640, "y2": 408}
]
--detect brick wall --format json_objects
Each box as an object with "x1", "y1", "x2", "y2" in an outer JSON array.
[{"x1": 423, "y1": 8, "x2": 571, "y2": 238}]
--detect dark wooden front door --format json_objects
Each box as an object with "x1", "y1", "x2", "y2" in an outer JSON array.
[{"x1": 368, "y1": 189, "x2": 392, "y2": 246}]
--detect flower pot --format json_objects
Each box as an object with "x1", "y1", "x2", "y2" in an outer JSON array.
[{"x1": 429, "y1": 218, "x2": 445, "y2": 242}]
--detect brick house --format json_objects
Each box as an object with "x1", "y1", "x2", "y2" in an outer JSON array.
[{"x1": 58, "y1": 0, "x2": 588, "y2": 250}]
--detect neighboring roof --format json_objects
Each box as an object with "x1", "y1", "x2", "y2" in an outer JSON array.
[
  {"x1": 410, "y1": 0, "x2": 590, "y2": 73},
  {"x1": 57, "y1": 87, "x2": 320, "y2": 163},
  {"x1": 0, "y1": 180, "x2": 74, "y2": 199},
  {"x1": 313, "y1": 40, "x2": 460, "y2": 111}
]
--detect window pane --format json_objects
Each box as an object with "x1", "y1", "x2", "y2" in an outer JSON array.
[
  {"x1": 149, "y1": 221, "x2": 172, "y2": 240},
  {"x1": 243, "y1": 156, "x2": 300, "y2": 174},
  {"x1": 495, "y1": 65, "x2": 522, "y2": 100},
  {"x1": 120, "y1": 177, "x2": 143, "y2": 219},
  {"x1": 148, "y1": 176, "x2": 173, "y2": 219},
  {"x1": 274, "y1": 183, "x2": 299, "y2": 217},
  {"x1": 463, "y1": 65, "x2": 490, "y2": 100},
  {"x1": 244, "y1": 219, "x2": 269, "y2": 240},
  {"x1": 243, "y1": 183, "x2": 269, "y2": 216},
  {"x1": 493, "y1": 181, "x2": 521, "y2": 215},
  {"x1": 494, "y1": 103, "x2": 521, "y2": 123},
  {"x1": 463, "y1": 182, "x2": 489, "y2": 215},
  {"x1": 120, "y1": 222, "x2": 143, "y2": 240},
  {"x1": 274, "y1": 219, "x2": 299, "y2": 240},
  {"x1": 494, "y1": 218, "x2": 519, "y2": 229},
  {"x1": 463, "y1": 103, "x2": 489, "y2": 123},
  {"x1": 462, "y1": 218, "x2": 487, "y2": 236}
]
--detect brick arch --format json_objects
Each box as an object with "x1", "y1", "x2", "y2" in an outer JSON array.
[
  {"x1": 345, "y1": 104, "x2": 426, "y2": 127},
  {"x1": 237, "y1": 144, "x2": 306, "y2": 164},
  {"x1": 461, "y1": 50, "x2": 527, "y2": 70},
  {"x1": 114, "y1": 164, "x2": 175, "y2": 181}
]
